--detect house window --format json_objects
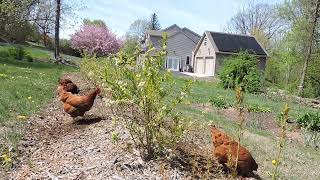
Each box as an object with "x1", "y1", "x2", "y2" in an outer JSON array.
[
  {"x1": 204, "y1": 37, "x2": 207, "y2": 46},
  {"x1": 186, "y1": 56, "x2": 190, "y2": 65}
]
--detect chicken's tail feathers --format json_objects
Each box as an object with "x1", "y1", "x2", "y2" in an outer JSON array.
[
  {"x1": 252, "y1": 160, "x2": 258, "y2": 171},
  {"x1": 58, "y1": 78, "x2": 73, "y2": 85}
]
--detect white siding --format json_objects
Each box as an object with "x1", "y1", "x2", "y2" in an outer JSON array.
[
  {"x1": 193, "y1": 34, "x2": 216, "y2": 76},
  {"x1": 194, "y1": 34, "x2": 216, "y2": 59}
]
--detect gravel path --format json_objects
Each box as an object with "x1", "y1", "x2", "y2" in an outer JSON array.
[{"x1": 7, "y1": 72, "x2": 225, "y2": 180}]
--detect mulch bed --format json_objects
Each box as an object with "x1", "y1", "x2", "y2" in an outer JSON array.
[{"x1": 6, "y1": 72, "x2": 230, "y2": 180}]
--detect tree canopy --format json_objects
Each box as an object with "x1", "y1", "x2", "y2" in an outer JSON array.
[{"x1": 70, "y1": 23, "x2": 122, "y2": 57}]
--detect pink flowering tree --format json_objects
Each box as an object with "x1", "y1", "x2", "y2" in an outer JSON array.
[{"x1": 70, "y1": 24, "x2": 122, "y2": 57}]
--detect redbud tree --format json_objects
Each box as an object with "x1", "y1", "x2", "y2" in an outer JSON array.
[{"x1": 70, "y1": 24, "x2": 122, "y2": 57}]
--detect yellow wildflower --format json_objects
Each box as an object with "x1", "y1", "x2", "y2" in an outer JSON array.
[
  {"x1": 17, "y1": 115, "x2": 27, "y2": 120},
  {"x1": 272, "y1": 159, "x2": 277, "y2": 165},
  {"x1": 27, "y1": 96, "x2": 32, "y2": 100},
  {"x1": 0, "y1": 154, "x2": 12, "y2": 163}
]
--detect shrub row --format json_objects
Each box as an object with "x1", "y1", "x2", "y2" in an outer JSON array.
[
  {"x1": 81, "y1": 33, "x2": 192, "y2": 160},
  {"x1": 0, "y1": 46, "x2": 33, "y2": 62}
]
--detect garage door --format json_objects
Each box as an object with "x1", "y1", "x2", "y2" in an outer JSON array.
[
  {"x1": 196, "y1": 57, "x2": 205, "y2": 74},
  {"x1": 205, "y1": 57, "x2": 214, "y2": 76}
]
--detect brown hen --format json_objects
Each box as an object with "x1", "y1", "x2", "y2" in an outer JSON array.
[
  {"x1": 59, "y1": 87, "x2": 101, "y2": 118},
  {"x1": 209, "y1": 125, "x2": 258, "y2": 176},
  {"x1": 57, "y1": 78, "x2": 79, "y2": 95}
]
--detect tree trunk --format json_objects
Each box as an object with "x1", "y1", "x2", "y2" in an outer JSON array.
[
  {"x1": 43, "y1": 31, "x2": 47, "y2": 47},
  {"x1": 298, "y1": 0, "x2": 320, "y2": 97},
  {"x1": 54, "y1": 0, "x2": 61, "y2": 60}
]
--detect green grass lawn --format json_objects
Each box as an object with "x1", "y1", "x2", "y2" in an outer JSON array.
[
  {"x1": 0, "y1": 56, "x2": 76, "y2": 163},
  {"x1": 174, "y1": 76, "x2": 317, "y2": 121},
  {"x1": 174, "y1": 76, "x2": 320, "y2": 179},
  {"x1": 0, "y1": 43, "x2": 81, "y2": 65}
]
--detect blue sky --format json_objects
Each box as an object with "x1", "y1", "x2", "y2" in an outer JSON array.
[{"x1": 61, "y1": 0, "x2": 283, "y2": 39}]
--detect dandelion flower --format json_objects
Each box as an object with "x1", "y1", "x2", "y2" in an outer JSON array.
[
  {"x1": 272, "y1": 159, "x2": 277, "y2": 165},
  {"x1": 28, "y1": 96, "x2": 32, "y2": 100}
]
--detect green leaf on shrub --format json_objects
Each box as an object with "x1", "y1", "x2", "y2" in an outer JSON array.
[{"x1": 219, "y1": 51, "x2": 262, "y2": 93}]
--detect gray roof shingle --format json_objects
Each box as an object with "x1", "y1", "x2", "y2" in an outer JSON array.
[
  {"x1": 182, "y1": 28, "x2": 201, "y2": 42},
  {"x1": 146, "y1": 25, "x2": 201, "y2": 46},
  {"x1": 209, "y1": 32, "x2": 267, "y2": 56}
]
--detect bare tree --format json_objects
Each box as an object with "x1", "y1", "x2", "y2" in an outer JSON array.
[
  {"x1": 31, "y1": 0, "x2": 55, "y2": 46},
  {"x1": 226, "y1": 2, "x2": 284, "y2": 40},
  {"x1": 54, "y1": 0, "x2": 61, "y2": 60},
  {"x1": 298, "y1": 0, "x2": 320, "y2": 96},
  {"x1": 126, "y1": 19, "x2": 149, "y2": 40}
]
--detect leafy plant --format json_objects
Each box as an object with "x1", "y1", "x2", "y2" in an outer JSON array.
[
  {"x1": 297, "y1": 112, "x2": 320, "y2": 147},
  {"x1": 219, "y1": 52, "x2": 262, "y2": 93},
  {"x1": 209, "y1": 95, "x2": 229, "y2": 108},
  {"x1": 111, "y1": 131, "x2": 120, "y2": 144},
  {"x1": 7, "y1": 46, "x2": 27, "y2": 60},
  {"x1": 0, "y1": 48, "x2": 10, "y2": 57},
  {"x1": 246, "y1": 103, "x2": 271, "y2": 113},
  {"x1": 84, "y1": 33, "x2": 191, "y2": 160},
  {"x1": 0, "y1": 152, "x2": 13, "y2": 169},
  {"x1": 272, "y1": 103, "x2": 289, "y2": 180},
  {"x1": 0, "y1": 143, "x2": 17, "y2": 170},
  {"x1": 297, "y1": 112, "x2": 320, "y2": 132},
  {"x1": 25, "y1": 55, "x2": 33, "y2": 62}
]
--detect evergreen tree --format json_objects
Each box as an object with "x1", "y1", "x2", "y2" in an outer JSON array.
[{"x1": 148, "y1": 13, "x2": 161, "y2": 30}]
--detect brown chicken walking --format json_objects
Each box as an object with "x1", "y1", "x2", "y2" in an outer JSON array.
[{"x1": 59, "y1": 87, "x2": 101, "y2": 119}]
